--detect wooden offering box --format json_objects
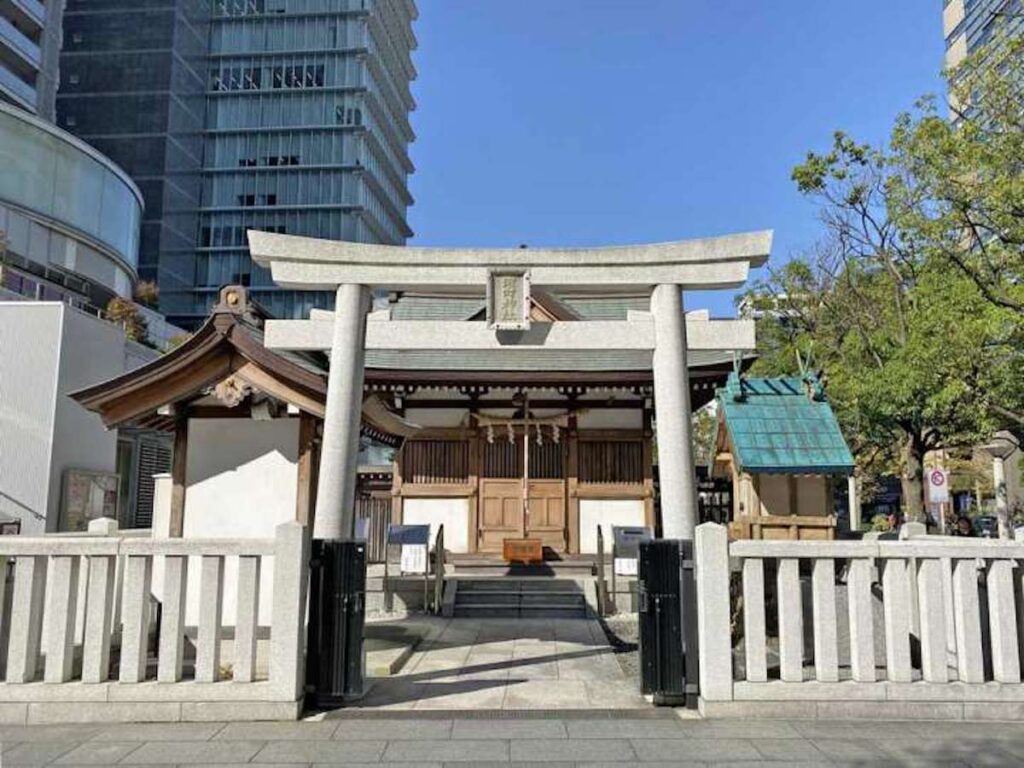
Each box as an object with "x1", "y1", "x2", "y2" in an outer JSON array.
[{"x1": 503, "y1": 538, "x2": 543, "y2": 564}]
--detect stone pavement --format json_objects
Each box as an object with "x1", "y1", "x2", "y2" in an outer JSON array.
[
  {"x1": 352, "y1": 617, "x2": 646, "y2": 710},
  {"x1": 2, "y1": 714, "x2": 1024, "y2": 766}
]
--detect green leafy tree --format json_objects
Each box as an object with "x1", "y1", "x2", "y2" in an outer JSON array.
[
  {"x1": 885, "y1": 29, "x2": 1024, "y2": 425},
  {"x1": 747, "y1": 126, "x2": 1019, "y2": 520}
]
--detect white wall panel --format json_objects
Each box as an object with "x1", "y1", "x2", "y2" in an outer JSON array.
[
  {"x1": 579, "y1": 498, "x2": 645, "y2": 554},
  {"x1": 183, "y1": 417, "x2": 299, "y2": 625},
  {"x1": 401, "y1": 497, "x2": 470, "y2": 553}
]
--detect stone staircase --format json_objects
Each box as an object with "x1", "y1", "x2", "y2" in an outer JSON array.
[{"x1": 450, "y1": 578, "x2": 589, "y2": 618}]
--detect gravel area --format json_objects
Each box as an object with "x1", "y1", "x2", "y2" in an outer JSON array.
[{"x1": 598, "y1": 612, "x2": 640, "y2": 681}]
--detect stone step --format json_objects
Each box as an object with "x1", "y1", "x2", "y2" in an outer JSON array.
[
  {"x1": 452, "y1": 603, "x2": 587, "y2": 619},
  {"x1": 456, "y1": 578, "x2": 584, "y2": 591},
  {"x1": 520, "y1": 592, "x2": 585, "y2": 607},
  {"x1": 452, "y1": 577, "x2": 589, "y2": 618}
]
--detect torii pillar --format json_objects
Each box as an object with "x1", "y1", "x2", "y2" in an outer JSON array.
[
  {"x1": 652, "y1": 284, "x2": 699, "y2": 540},
  {"x1": 313, "y1": 283, "x2": 370, "y2": 539}
]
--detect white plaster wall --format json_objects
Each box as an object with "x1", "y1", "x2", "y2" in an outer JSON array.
[
  {"x1": 403, "y1": 408, "x2": 467, "y2": 428},
  {"x1": 0, "y1": 303, "x2": 153, "y2": 533},
  {"x1": 401, "y1": 497, "x2": 470, "y2": 553},
  {"x1": 49, "y1": 306, "x2": 140, "y2": 530},
  {"x1": 181, "y1": 418, "x2": 299, "y2": 626},
  {"x1": 577, "y1": 409, "x2": 642, "y2": 430},
  {"x1": 579, "y1": 499, "x2": 645, "y2": 554},
  {"x1": 0, "y1": 303, "x2": 62, "y2": 533}
]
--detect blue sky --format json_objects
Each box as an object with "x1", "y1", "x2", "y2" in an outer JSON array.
[{"x1": 406, "y1": 1, "x2": 946, "y2": 317}]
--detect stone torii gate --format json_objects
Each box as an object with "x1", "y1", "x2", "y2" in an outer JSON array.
[{"x1": 248, "y1": 230, "x2": 771, "y2": 542}]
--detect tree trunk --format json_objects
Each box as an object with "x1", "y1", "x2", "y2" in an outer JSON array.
[{"x1": 900, "y1": 434, "x2": 926, "y2": 523}]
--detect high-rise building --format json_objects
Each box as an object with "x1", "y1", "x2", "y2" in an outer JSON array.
[
  {"x1": 194, "y1": 0, "x2": 417, "y2": 323},
  {"x1": 1, "y1": 0, "x2": 64, "y2": 119},
  {"x1": 56, "y1": 1, "x2": 209, "y2": 313},
  {"x1": 57, "y1": 0, "x2": 417, "y2": 327},
  {"x1": 944, "y1": 0, "x2": 1023, "y2": 69}
]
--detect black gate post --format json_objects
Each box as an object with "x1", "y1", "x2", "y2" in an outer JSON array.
[
  {"x1": 638, "y1": 539, "x2": 698, "y2": 707},
  {"x1": 305, "y1": 539, "x2": 366, "y2": 708}
]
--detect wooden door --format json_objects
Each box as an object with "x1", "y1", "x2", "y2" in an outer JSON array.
[
  {"x1": 476, "y1": 435, "x2": 568, "y2": 555},
  {"x1": 526, "y1": 480, "x2": 566, "y2": 551},
  {"x1": 479, "y1": 479, "x2": 523, "y2": 553}
]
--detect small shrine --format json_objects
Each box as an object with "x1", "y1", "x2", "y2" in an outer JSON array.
[{"x1": 710, "y1": 373, "x2": 854, "y2": 540}]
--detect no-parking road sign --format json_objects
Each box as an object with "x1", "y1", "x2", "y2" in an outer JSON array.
[{"x1": 928, "y1": 468, "x2": 950, "y2": 503}]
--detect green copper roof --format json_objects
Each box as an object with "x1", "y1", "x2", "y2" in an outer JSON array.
[{"x1": 717, "y1": 373, "x2": 854, "y2": 475}]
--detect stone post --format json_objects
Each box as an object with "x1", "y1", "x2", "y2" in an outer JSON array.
[
  {"x1": 993, "y1": 454, "x2": 1009, "y2": 539},
  {"x1": 271, "y1": 521, "x2": 310, "y2": 700},
  {"x1": 651, "y1": 284, "x2": 698, "y2": 539},
  {"x1": 314, "y1": 283, "x2": 370, "y2": 539},
  {"x1": 695, "y1": 523, "x2": 732, "y2": 702},
  {"x1": 848, "y1": 475, "x2": 860, "y2": 532}
]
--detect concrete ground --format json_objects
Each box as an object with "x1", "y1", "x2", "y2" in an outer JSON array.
[
  {"x1": 2, "y1": 714, "x2": 1024, "y2": 766},
  {"x1": 353, "y1": 617, "x2": 646, "y2": 710}
]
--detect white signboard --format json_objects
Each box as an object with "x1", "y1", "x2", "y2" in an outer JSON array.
[
  {"x1": 928, "y1": 468, "x2": 950, "y2": 504},
  {"x1": 400, "y1": 544, "x2": 427, "y2": 574},
  {"x1": 614, "y1": 557, "x2": 638, "y2": 577}
]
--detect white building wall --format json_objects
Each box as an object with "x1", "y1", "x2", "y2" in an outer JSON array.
[
  {"x1": 579, "y1": 499, "x2": 645, "y2": 554},
  {"x1": 0, "y1": 302, "x2": 153, "y2": 533},
  {"x1": 48, "y1": 306, "x2": 133, "y2": 530},
  {"x1": 0, "y1": 303, "x2": 62, "y2": 532},
  {"x1": 182, "y1": 417, "x2": 299, "y2": 625},
  {"x1": 401, "y1": 498, "x2": 470, "y2": 553}
]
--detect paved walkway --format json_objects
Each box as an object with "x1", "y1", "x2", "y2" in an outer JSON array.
[
  {"x1": 355, "y1": 617, "x2": 646, "y2": 710},
  {"x1": 2, "y1": 715, "x2": 1023, "y2": 766}
]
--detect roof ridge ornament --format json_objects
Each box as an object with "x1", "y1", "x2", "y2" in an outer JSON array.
[{"x1": 214, "y1": 285, "x2": 267, "y2": 326}]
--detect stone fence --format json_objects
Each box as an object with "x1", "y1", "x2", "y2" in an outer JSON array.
[
  {"x1": 0, "y1": 522, "x2": 309, "y2": 724},
  {"x1": 695, "y1": 522, "x2": 1024, "y2": 720}
]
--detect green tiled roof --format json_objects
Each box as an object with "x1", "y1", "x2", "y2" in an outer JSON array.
[{"x1": 717, "y1": 373, "x2": 854, "y2": 475}]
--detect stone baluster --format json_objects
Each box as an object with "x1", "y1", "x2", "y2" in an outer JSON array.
[
  {"x1": 195, "y1": 555, "x2": 225, "y2": 683},
  {"x1": 234, "y1": 555, "x2": 261, "y2": 683},
  {"x1": 81, "y1": 553, "x2": 116, "y2": 683},
  {"x1": 811, "y1": 558, "x2": 839, "y2": 682},
  {"x1": 7, "y1": 555, "x2": 47, "y2": 683},
  {"x1": 119, "y1": 555, "x2": 153, "y2": 683},
  {"x1": 742, "y1": 558, "x2": 767, "y2": 682},
  {"x1": 157, "y1": 555, "x2": 189, "y2": 683},
  {"x1": 777, "y1": 558, "x2": 803, "y2": 682}
]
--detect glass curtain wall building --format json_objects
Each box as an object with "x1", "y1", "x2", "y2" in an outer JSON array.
[
  {"x1": 57, "y1": 1, "x2": 209, "y2": 306},
  {"x1": 944, "y1": 0, "x2": 1023, "y2": 67},
  {"x1": 0, "y1": 0, "x2": 63, "y2": 119},
  {"x1": 59, "y1": 0, "x2": 416, "y2": 327},
  {"x1": 190, "y1": 0, "x2": 417, "y2": 322}
]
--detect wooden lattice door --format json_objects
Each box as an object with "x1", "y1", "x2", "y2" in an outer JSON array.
[
  {"x1": 478, "y1": 437, "x2": 567, "y2": 554},
  {"x1": 525, "y1": 440, "x2": 566, "y2": 551}
]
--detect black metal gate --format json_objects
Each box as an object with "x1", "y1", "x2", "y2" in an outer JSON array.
[
  {"x1": 637, "y1": 539, "x2": 699, "y2": 706},
  {"x1": 305, "y1": 539, "x2": 366, "y2": 708}
]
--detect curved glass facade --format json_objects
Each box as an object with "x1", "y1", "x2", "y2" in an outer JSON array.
[{"x1": 0, "y1": 102, "x2": 143, "y2": 287}]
